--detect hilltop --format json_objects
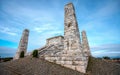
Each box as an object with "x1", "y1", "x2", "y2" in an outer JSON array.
[
  {"x1": 86, "y1": 57, "x2": 120, "y2": 75},
  {"x1": 0, "y1": 57, "x2": 84, "y2": 75},
  {"x1": 0, "y1": 57, "x2": 120, "y2": 75}
]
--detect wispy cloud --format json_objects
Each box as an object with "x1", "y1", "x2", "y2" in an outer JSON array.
[
  {"x1": 0, "y1": 0, "x2": 64, "y2": 51},
  {"x1": 91, "y1": 44, "x2": 120, "y2": 57},
  {"x1": 1, "y1": 0, "x2": 64, "y2": 24},
  {"x1": 33, "y1": 23, "x2": 61, "y2": 33},
  {"x1": 78, "y1": 0, "x2": 120, "y2": 47},
  {"x1": 0, "y1": 26, "x2": 17, "y2": 36}
]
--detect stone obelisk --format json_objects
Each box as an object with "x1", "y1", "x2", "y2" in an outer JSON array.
[
  {"x1": 13, "y1": 29, "x2": 29, "y2": 60},
  {"x1": 64, "y1": 3, "x2": 82, "y2": 54},
  {"x1": 82, "y1": 30, "x2": 91, "y2": 57},
  {"x1": 62, "y1": 3, "x2": 86, "y2": 73}
]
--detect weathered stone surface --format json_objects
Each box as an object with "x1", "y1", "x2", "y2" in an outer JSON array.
[
  {"x1": 37, "y1": 3, "x2": 90, "y2": 73},
  {"x1": 14, "y1": 29, "x2": 29, "y2": 60},
  {"x1": 82, "y1": 30, "x2": 91, "y2": 56},
  {"x1": 73, "y1": 61, "x2": 85, "y2": 65},
  {"x1": 64, "y1": 65, "x2": 75, "y2": 70},
  {"x1": 46, "y1": 36, "x2": 64, "y2": 46},
  {"x1": 61, "y1": 3, "x2": 87, "y2": 73},
  {"x1": 75, "y1": 66, "x2": 86, "y2": 73},
  {"x1": 38, "y1": 44, "x2": 64, "y2": 57}
]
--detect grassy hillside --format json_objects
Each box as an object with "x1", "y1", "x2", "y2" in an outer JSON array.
[
  {"x1": 0, "y1": 57, "x2": 84, "y2": 75},
  {"x1": 0, "y1": 56, "x2": 120, "y2": 75},
  {"x1": 86, "y1": 57, "x2": 120, "y2": 75}
]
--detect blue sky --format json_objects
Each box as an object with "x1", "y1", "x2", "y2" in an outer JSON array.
[{"x1": 0, "y1": 0, "x2": 120, "y2": 58}]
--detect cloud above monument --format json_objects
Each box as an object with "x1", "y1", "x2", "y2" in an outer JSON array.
[{"x1": 0, "y1": 0, "x2": 120, "y2": 57}]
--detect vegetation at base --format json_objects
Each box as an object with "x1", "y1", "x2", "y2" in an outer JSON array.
[
  {"x1": 103, "y1": 56, "x2": 110, "y2": 59},
  {"x1": 112, "y1": 58, "x2": 120, "y2": 60},
  {"x1": 32, "y1": 50, "x2": 38, "y2": 58},
  {"x1": 96, "y1": 56, "x2": 120, "y2": 60},
  {"x1": 20, "y1": 51, "x2": 24, "y2": 58},
  {"x1": 0, "y1": 57, "x2": 13, "y2": 62}
]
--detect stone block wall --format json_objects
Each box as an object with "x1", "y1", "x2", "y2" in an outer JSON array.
[
  {"x1": 44, "y1": 55, "x2": 87, "y2": 73},
  {"x1": 38, "y1": 36, "x2": 64, "y2": 57},
  {"x1": 46, "y1": 36, "x2": 64, "y2": 46}
]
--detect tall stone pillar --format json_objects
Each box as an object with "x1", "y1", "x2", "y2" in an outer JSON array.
[
  {"x1": 64, "y1": 3, "x2": 82, "y2": 54},
  {"x1": 14, "y1": 29, "x2": 29, "y2": 60},
  {"x1": 82, "y1": 30, "x2": 91, "y2": 57},
  {"x1": 62, "y1": 3, "x2": 86, "y2": 73}
]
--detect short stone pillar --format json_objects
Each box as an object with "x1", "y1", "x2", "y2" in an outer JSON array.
[
  {"x1": 13, "y1": 29, "x2": 29, "y2": 60},
  {"x1": 82, "y1": 30, "x2": 91, "y2": 56}
]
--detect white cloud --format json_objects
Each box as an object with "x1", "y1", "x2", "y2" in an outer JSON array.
[
  {"x1": 91, "y1": 44, "x2": 120, "y2": 57},
  {"x1": 0, "y1": 1, "x2": 64, "y2": 51},
  {"x1": 0, "y1": 26, "x2": 17, "y2": 36},
  {"x1": 33, "y1": 23, "x2": 60, "y2": 33}
]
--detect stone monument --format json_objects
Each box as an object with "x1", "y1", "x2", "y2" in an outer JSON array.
[
  {"x1": 63, "y1": 3, "x2": 83, "y2": 54},
  {"x1": 82, "y1": 30, "x2": 91, "y2": 57},
  {"x1": 13, "y1": 29, "x2": 29, "y2": 60},
  {"x1": 14, "y1": 2, "x2": 91, "y2": 74},
  {"x1": 39, "y1": 3, "x2": 89, "y2": 73},
  {"x1": 59, "y1": 3, "x2": 87, "y2": 73}
]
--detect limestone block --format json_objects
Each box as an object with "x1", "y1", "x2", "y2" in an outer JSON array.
[
  {"x1": 46, "y1": 36, "x2": 64, "y2": 46},
  {"x1": 55, "y1": 57, "x2": 61, "y2": 61},
  {"x1": 70, "y1": 65, "x2": 76, "y2": 70},
  {"x1": 50, "y1": 57, "x2": 58, "y2": 60},
  {"x1": 73, "y1": 57, "x2": 83, "y2": 61},
  {"x1": 64, "y1": 61, "x2": 73, "y2": 65},
  {"x1": 56, "y1": 61, "x2": 61, "y2": 64},
  {"x1": 60, "y1": 61, "x2": 65, "y2": 64},
  {"x1": 73, "y1": 61, "x2": 85, "y2": 66},
  {"x1": 64, "y1": 65, "x2": 76, "y2": 70},
  {"x1": 61, "y1": 57, "x2": 66, "y2": 61},
  {"x1": 49, "y1": 59, "x2": 55, "y2": 62},
  {"x1": 61, "y1": 56, "x2": 73, "y2": 61},
  {"x1": 64, "y1": 65, "x2": 72, "y2": 69},
  {"x1": 45, "y1": 57, "x2": 51, "y2": 60},
  {"x1": 75, "y1": 66, "x2": 86, "y2": 73}
]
